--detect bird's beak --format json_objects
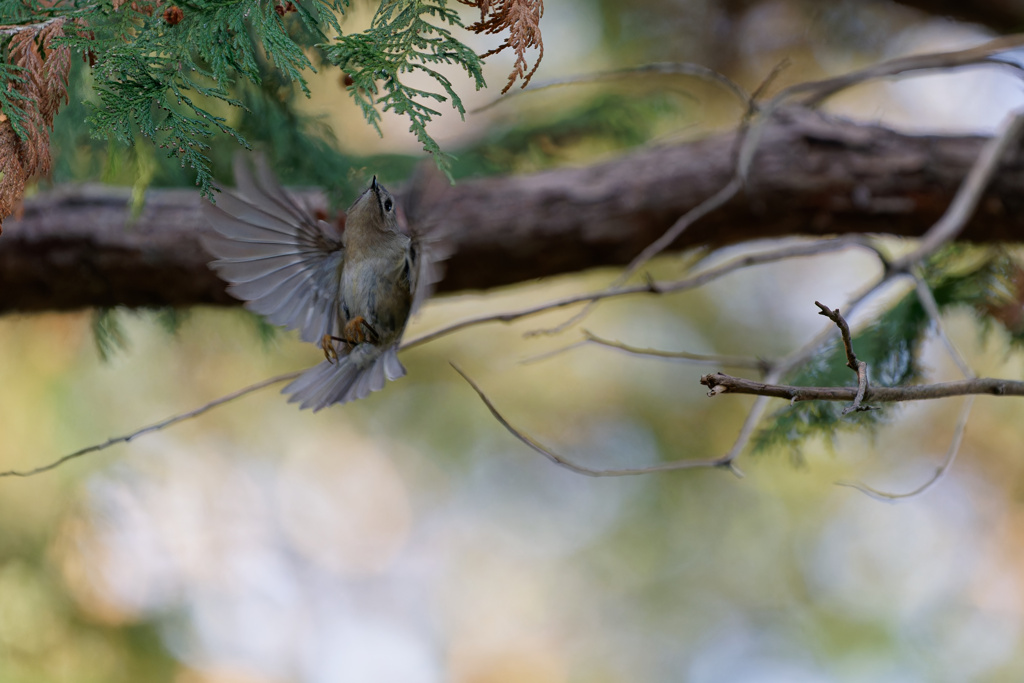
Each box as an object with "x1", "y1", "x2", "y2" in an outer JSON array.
[{"x1": 371, "y1": 175, "x2": 379, "y2": 196}]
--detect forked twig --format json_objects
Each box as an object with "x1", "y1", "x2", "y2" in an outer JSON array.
[
  {"x1": 711, "y1": 276, "x2": 894, "y2": 466},
  {"x1": 815, "y1": 301, "x2": 870, "y2": 414}
]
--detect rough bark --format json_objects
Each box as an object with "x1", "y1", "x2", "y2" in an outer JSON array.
[{"x1": 3, "y1": 107, "x2": 1024, "y2": 314}]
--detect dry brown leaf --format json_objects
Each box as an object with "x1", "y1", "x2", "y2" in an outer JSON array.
[
  {"x1": 39, "y1": 19, "x2": 69, "y2": 133},
  {"x1": 0, "y1": 17, "x2": 70, "y2": 232},
  {"x1": 459, "y1": 0, "x2": 544, "y2": 94}
]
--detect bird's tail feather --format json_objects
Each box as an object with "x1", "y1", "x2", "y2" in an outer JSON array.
[{"x1": 283, "y1": 346, "x2": 407, "y2": 411}]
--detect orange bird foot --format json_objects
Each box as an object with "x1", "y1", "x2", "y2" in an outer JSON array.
[{"x1": 343, "y1": 316, "x2": 379, "y2": 345}]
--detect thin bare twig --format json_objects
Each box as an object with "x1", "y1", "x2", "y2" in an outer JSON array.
[
  {"x1": 738, "y1": 34, "x2": 1024, "y2": 182},
  {"x1": 891, "y1": 110, "x2": 1024, "y2": 271},
  {"x1": 830, "y1": 274, "x2": 979, "y2": 501},
  {"x1": 912, "y1": 271, "x2": 975, "y2": 379},
  {"x1": 814, "y1": 302, "x2": 860, "y2": 373},
  {"x1": 453, "y1": 363, "x2": 743, "y2": 477},
  {"x1": 0, "y1": 371, "x2": 301, "y2": 478},
  {"x1": 836, "y1": 396, "x2": 975, "y2": 500},
  {"x1": 471, "y1": 62, "x2": 752, "y2": 114},
  {"x1": 527, "y1": 176, "x2": 747, "y2": 336},
  {"x1": 700, "y1": 373, "x2": 1024, "y2": 402},
  {"x1": 748, "y1": 58, "x2": 791, "y2": 109},
  {"x1": 404, "y1": 237, "x2": 873, "y2": 351},
  {"x1": 830, "y1": 268, "x2": 979, "y2": 501},
  {"x1": 518, "y1": 340, "x2": 590, "y2": 366},
  {"x1": 576, "y1": 330, "x2": 772, "y2": 372},
  {"x1": 773, "y1": 273, "x2": 899, "y2": 380},
  {"x1": 798, "y1": 34, "x2": 1024, "y2": 107}
]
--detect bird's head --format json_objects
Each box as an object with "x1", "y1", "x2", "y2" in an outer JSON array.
[{"x1": 346, "y1": 176, "x2": 401, "y2": 237}]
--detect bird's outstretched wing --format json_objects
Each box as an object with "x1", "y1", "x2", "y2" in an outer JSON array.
[{"x1": 201, "y1": 154, "x2": 346, "y2": 346}]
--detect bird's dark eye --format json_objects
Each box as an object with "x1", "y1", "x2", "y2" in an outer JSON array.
[{"x1": 384, "y1": 198, "x2": 393, "y2": 212}]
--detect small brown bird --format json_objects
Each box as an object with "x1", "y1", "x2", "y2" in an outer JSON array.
[{"x1": 202, "y1": 155, "x2": 443, "y2": 410}]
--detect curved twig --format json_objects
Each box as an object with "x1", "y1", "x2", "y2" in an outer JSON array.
[
  {"x1": 453, "y1": 363, "x2": 744, "y2": 478},
  {"x1": 815, "y1": 301, "x2": 871, "y2": 413},
  {"x1": 836, "y1": 396, "x2": 975, "y2": 500}
]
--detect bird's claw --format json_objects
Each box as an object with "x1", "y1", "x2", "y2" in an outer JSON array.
[{"x1": 321, "y1": 334, "x2": 340, "y2": 364}]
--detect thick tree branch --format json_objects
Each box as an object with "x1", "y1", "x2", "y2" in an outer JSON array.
[
  {"x1": 3, "y1": 106, "x2": 1024, "y2": 314},
  {"x1": 893, "y1": 0, "x2": 1024, "y2": 32}
]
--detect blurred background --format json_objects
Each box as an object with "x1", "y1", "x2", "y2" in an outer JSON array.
[{"x1": 4, "y1": 0, "x2": 1024, "y2": 681}]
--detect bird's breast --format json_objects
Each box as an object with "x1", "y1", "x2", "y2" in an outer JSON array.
[{"x1": 342, "y1": 251, "x2": 413, "y2": 346}]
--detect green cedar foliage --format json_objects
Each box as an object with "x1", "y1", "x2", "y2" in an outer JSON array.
[
  {"x1": 15, "y1": 0, "x2": 484, "y2": 195},
  {"x1": 321, "y1": 0, "x2": 485, "y2": 177},
  {"x1": 63, "y1": 0, "x2": 348, "y2": 195},
  {"x1": 91, "y1": 307, "x2": 131, "y2": 362},
  {"x1": 0, "y1": 60, "x2": 32, "y2": 139}
]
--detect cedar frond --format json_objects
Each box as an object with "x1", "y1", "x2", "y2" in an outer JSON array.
[
  {"x1": 0, "y1": 17, "x2": 71, "y2": 230},
  {"x1": 320, "y1": 0, "x2": 485, "y2": 179},
  {"x1": 460, "y1": 0, "x2": 544, "y2": 93}
]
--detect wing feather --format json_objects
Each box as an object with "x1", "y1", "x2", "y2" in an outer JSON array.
[{"x1": 202, "y1": 154, "x2": 346, "y2": 345}]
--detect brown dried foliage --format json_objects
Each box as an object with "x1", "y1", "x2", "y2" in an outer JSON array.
[
  {"x1": 0, "y1": 17, "x2": 70, "y2": 231},
  {"x1": 459, "y1": 0, "x2": 544, "y2": 94}
]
